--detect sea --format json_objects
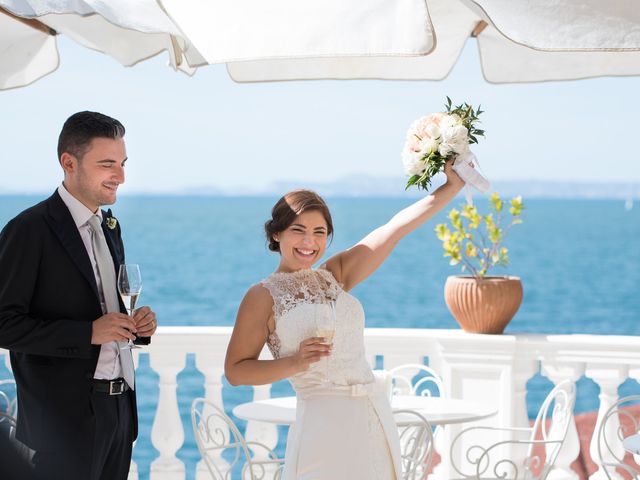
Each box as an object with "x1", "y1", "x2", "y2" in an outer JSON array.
[{"x1": 1, "y1": 194, "x2": 639, "y2": 479}]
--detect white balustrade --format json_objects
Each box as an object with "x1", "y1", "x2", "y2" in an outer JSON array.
[{"x1": 1, "y1": 328, "x2": 640, "y2": 480}]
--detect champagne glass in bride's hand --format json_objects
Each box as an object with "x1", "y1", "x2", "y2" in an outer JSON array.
[
  {"x1": 315, "y1": 302, "x2": 336, "y2": 382},
  {"x1": 117, "y1": 264, "x2": 143, "y2": 350}
]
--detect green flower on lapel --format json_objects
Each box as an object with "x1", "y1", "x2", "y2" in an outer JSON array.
[{"x1": 105, "y1": 216, "x2": 117, "y2": 230}]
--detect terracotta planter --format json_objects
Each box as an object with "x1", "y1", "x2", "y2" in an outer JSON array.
[{"x1": 444, "y1": 276, "x2": 523, "y2": 334}]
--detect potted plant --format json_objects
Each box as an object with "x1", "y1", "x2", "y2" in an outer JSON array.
[{"x1": 435, "y1": 193, "x2": 524, "y2": 334}]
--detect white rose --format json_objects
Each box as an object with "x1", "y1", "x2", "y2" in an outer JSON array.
[
  {"x1": 402, "y1": 150, "x2": 426, "y2": 176},
  {"x1": 439, "y1": 124, "x2": 469, "y2": 156},
  {"x1": 438, "y1": 143, "x2": 454, "y2": 157},
  {"x1": 441, "y1": 124, "x2": 467, "y2": 143},
  {"x1": 439, "y1": 141, "x2": 469, "y2": 157},
  {"x1": 440, "y1": 113, "x2": 463, "y2": 129},
  {"x1": 419, "y1": 137, "x2": 439, "y2": 155},
  {"x1": 424, "y1": 123, "x2": 440, "y2": 141}
]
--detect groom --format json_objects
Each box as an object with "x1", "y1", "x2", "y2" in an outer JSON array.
[{"x1": 0, "y1": 111, "x2": 157, "y2": 479}]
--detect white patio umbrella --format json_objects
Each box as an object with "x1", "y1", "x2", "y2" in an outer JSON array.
[
  {"x1": 0, "y1": 0, "x2": 205, "y2": 90},
  {"x1": 158, "y1": 0, "x2": 640, "y2": 83}
]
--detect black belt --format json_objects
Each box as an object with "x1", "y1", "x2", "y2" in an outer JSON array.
[{"x1": 91, "y1": 378, "x2": 130, "y2": 395}]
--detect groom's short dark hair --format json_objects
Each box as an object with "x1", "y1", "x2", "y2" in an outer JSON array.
[{"x1": 57, "y1": 111, "x2": 125, "y2": 162}]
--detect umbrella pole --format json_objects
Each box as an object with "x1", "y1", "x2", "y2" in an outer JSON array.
[{"x1": 471, "y1": 20, "x2": 488, "y2": 38}]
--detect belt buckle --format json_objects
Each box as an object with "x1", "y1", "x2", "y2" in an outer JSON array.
[{"x1": 109, "y1": 380, "x2": 123, "y2": 395}]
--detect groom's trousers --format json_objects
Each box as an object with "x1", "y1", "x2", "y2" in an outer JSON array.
[{"x1": 32, "y1": 387, "x2": 134, "y2": 480}]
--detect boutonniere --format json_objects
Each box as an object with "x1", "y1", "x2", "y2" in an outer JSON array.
[{"x1": 105, "y1": 210, "x2": 118, "y2": 230}]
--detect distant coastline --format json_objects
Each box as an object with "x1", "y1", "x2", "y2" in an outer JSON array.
[{"x1": 2, "y1": 177, "x2": 639, "y2": 199}]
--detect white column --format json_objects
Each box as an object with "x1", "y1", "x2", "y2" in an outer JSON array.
[
  {"x1": 194, "y1": 351, "x2": 228, "y2": 480},
  {"x1": 587, "y1": 364, "x2": 628, "y2": 480},
  {"x1": 149, "y1": 347, "x2": 186, "y2": 480},
  {"x1": 541, "y1": 362, "x2": 584, "y2": 480}
]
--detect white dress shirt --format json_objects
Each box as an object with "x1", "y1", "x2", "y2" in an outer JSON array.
[{"x1": 58, "y1": 184, "x2": 122, "y2": 380}]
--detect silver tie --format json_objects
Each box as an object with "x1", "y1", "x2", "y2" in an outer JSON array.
[{"x1": 88, "y1": 215, "x2": 135, "y2": 390}]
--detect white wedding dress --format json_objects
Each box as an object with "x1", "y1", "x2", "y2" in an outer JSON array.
[{"x1": 262, "y1": 268, "x2": 402, "y2": 480}]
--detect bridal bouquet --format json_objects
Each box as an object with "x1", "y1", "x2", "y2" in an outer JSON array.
[{"x1": 402, "y1": 97, "x2": 485, "y2": 191}]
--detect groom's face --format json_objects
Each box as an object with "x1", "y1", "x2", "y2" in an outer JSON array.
[{"x1": 61, "y1": 137, "x2": 127, "y2": 212}]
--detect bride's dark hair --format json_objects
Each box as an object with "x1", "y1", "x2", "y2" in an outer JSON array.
[{"x1": 265, "y1": 189, "x2": 334, "y2": 252}]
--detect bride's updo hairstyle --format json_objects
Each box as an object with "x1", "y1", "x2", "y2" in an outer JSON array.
[{"x1": 265, "y1": 189, "x2": 334, "y2": 253}]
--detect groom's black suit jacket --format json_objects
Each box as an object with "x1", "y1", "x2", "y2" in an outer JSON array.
[{"x1": 0, "y1": 191, "x2": 137, "y2": 451}]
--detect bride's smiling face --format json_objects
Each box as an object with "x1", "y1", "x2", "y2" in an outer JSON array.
[{"x1": 275, "y1": 210, "x2": 329, "y2": 272}]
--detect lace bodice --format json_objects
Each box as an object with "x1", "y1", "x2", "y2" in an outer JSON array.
[{"x1": 261, "y1": 269, "x2": 374, "y2": 391}]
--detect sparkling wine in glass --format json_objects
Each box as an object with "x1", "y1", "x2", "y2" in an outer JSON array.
[
  {"x1": 315, "y1": 328, "x2": 335, "y2": 344},
  {"x1": 315, "y1": 301, "x2": 336, "y2": 382},
  {"x1": 117, "y1": 264, "x2": 143, "y2": 349}
]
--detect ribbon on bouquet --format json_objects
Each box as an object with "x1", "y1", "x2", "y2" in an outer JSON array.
[{"x1": 451, "y1": 150, "x2": 491, "y2": 205}]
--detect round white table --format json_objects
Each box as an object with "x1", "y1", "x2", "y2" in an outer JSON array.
[
  {"x1": 233, "y1": 395, "x2": 497, "y2": 426},
  {"x1": 622, "y1": 433, "x2": 640, "y2": 455}
]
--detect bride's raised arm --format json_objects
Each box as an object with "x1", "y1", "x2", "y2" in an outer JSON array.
[{"x1": 325, "y1": 161, "x2": 464, "y2": 291}]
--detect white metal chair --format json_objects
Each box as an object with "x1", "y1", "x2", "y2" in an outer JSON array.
[
  {"x1": 597, "y1": 394, "x2": 640, "y2": 479},
  {"x1": 450, "y1": 380, "x2": 576, "y2": 479},
  {"x1": 389, "y1": 363, "x2": 445, "y2": 475},
  {"x1": 0, "y1": 379, "x2": 17, "y2": 439},
  {"x1": 0, "y1": 378, "x2": 30, "y2": 459},
  {"x1": 388, "y1": 363, "x2": 445, "y2": 398},
  {"x1": 0, "y1": 379, "x2": 17, "y2": 418},
  {"x1": 394, "y1": 409, "x2": 435, "y2": 480},
  {"x1": 191, "y1": 397, "x2": 283, "y2": 480}
]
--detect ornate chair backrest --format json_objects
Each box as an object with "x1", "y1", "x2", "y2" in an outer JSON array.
[
  {"x1": 526, "y1": 380, "x2": 576, "y2": 479},
  {"x1": 449, "y1": 380, "x2": 575, "y2": 480},
  {"x1": 394, "y1": 409, "x2": 435, "y2": 480},
  {"x1": 388, "y1": 364, "x2": 445, "y2": 398},
  {"x1": 597, "y1": 394, "x2": 640, "y2": 479},
  {"x1": 191, "y1": 397, "x2": 282, "y2": 480}
]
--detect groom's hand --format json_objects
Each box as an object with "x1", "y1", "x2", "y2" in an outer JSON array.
[
  {"x1": 91, "y1": 313, "x2": 138, "y2": 344},
  {"x1": 133, "y1": 306, "x2": 157, "y2": 337}
]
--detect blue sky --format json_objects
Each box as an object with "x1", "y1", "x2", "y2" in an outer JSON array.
[{"x1": 1, "y1": 36, "x2": 639, "y2": 194}]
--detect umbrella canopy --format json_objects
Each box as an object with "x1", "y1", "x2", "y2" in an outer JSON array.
[
  {"x1": 159, "y1": 0, "x2": 640, "y2": 83},
  {"x1": 0, "y1": 0, "x2": 205, "y2": 90}
]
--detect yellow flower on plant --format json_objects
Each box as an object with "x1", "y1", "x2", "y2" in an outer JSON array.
[{"x1": 435, "y1": 193, "x2": 524, "y2": 279}]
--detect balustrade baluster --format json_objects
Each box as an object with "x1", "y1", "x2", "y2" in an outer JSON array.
[
  {"x1": 149, "y1": 346, "x2": 186, "y2": 480},
  {"x1": 587, "y1": 364, "x2": 629, "y2": 480},
  {"x1": 541, "y1": 362, "x2": 584, "y2": 480},
  {"x1": 194, "y1": 351, "x2": 227, "y2": 480}
]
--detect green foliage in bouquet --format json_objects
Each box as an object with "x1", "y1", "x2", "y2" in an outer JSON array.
[
  {"x1": 435, "y1": 193, "x2": 524, "y2": 279},
  {"x1": 446, "y1": 96, "x2": 485, "y2": 145}
]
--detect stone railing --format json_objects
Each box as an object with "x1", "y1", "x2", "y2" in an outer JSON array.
[{"x1": 2, "y1": 327, "x2": 640, "y2": 480}]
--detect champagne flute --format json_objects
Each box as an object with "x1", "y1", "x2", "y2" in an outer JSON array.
[
  {"x1": 117, "y1": 264, "x2": 143, "y2": 350},
  {"x1": 315, "y1": 301, "x2": 336, "y2": 382}
]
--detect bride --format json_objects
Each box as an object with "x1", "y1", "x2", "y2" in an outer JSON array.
[{"x1": 225, "y1": 162, "x2": 464, "y2": 479}]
